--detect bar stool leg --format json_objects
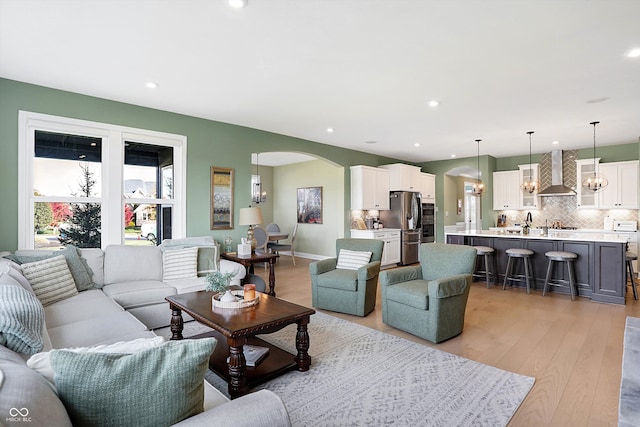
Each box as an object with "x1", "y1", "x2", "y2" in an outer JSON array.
[
  {"x1": 503, "y1": 257, "x2": 513, "y2": 290},
  {"x1": 543, "y1": 260, "x2": 553, "y2": 296},
  {"x1": 629, "y1": 260, "x2": 638, "y2": 300},
  {"x1": 523, "y1": 258, "x2": 531, "y2": 294},
  {"x1": 566, "y1": 260, "x2": 576, "y2": 301},
  {"x1": 484, "y1": 253, "x2": 491, "y2": 288}
]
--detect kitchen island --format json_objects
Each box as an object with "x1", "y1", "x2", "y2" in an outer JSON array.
[{"x1": 446, "y1": 230, "x2": 629, "y2": 305}]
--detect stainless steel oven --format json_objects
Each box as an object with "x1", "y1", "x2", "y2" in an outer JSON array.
[{"x1": 422, "y1": 203, "x2": 435, "y2": 243}]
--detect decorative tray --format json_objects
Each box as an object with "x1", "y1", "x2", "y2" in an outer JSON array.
[{"x1": 211, "y1": 290, "x2": 259, "y2": 309}]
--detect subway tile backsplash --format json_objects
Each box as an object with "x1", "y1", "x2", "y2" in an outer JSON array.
[{"x1": 497, "y1": 195, "x2": 639, "y2": 229}]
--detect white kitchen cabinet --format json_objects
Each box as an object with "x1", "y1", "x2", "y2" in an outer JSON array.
[
  {"x1": 518, "y1": 163, "x2": 539, "y2": 209},
  {"x1": 350, "y1": 229, "x2": 401, "y2": 267},
  {"x1": 575, "y1": 158, "x2": 601, "y2": 209},
  {"x1": 350, "y1": 165, "x2": 390, "y2": 210},
  {"x1": 419, "y1": 173, "x2": 436, "y2": 201},
  {"x1": 380, "y1": 163, "x2": 422, "y2": 192},
  {"x1": 493, "y1": 170, "x2": 520, "y2": 210},
  {"x1": 598, "y1": 161, "x2": 639, "y2": 209}
]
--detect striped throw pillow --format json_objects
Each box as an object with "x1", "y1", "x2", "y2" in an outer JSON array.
[
  {"x1": 21, "y1": 255, "x2": 78, "y2": 306},
  {"x1": 336, "y1": 249, "x2": 373, "y2": 270},
  {"x1": 163, "y1": 247, "x2": 198, "y2": 282}
]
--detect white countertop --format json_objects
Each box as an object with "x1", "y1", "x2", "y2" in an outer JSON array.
[
  {"x1": 351, "y1": 228, "x2": 401, "y2": 232},
  {"x1": 446, "y1": 229, "x2": 630, "y2": 243}
]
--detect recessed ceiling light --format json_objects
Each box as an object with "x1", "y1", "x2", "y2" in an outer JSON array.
[
  {"x1": 144, "y1": 81, "x2": 159, "y2": 89},
  {"x1": 228, "y1": 0, "x2": 248, "y2": 8},
  {"x1": 428, "y1": 100, "x2": 440, "y2": 108},
  {"x1": 552, "y1": 140, "x2": 559, "y2": 145},
  {"x1": 626, "y1": 48, "x2": 640, "y2": 58},
  {"x1": 586, "y1": 97, "x2": 609, "y2": 104},
  {"x1": 326, "y1": 127, "x2": 334, "y2": 133},
  {"x1": 414, "y1": 143, "x2": 420, "y2": 147},
  {"x1": 450, "y1": 154, "x2": 456, "y2": 158}
]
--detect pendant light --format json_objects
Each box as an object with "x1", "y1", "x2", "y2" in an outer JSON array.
[
  {"x1": 471, "y1": 139, "x2": 485, "y2": 196},
  {"x1": 582, "y1": 121, "x2": 608, "y2": 192},
  {"x1": 252, "y1": 153, "x2": 266, "y2": 204},
  {"x1": 521, "y1": 131, "x2": 539, "y2": 194}
]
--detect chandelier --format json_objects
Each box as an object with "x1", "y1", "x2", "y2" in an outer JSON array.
[
  {"x1": 521, "y1": 131, "x2": 539, "y2": 194},
  {"x1": 471, "y1": 139, "x2": 485, "y2": 196},
  {"x1": 582, "y1": 121, "x2": 608, "y2": 193}
]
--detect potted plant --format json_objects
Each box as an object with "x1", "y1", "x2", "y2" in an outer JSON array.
[{"x1": 206, "y1": 271, "x2": 237, "y2": 302}]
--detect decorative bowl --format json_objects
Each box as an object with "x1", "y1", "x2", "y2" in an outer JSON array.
[{"x1": 211, "y1": 290, "x2": 260, "y2": 309}]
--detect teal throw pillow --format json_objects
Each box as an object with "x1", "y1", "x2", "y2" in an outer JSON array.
[
  {"x1": 49, "y1": 338, "x2": 217, "y2": 427},
  {"x1": 4, "y1": 245, "x2": 94, "y2": 291}
]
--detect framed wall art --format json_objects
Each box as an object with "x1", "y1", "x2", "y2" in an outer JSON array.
[
  {"x1": 297, "y1": 186, "x2": 322, "y2": 224},
  {"x1": 210, "y1": 166, "x2": 234, "y2": 230}
]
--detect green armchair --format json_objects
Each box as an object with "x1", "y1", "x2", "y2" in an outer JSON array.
[
  {"x1": 309, "y1": 238, "x2": 384, "y2": 317},
  {"x1": 380, "y1": 243, "x2": 477, "y2": 343}
]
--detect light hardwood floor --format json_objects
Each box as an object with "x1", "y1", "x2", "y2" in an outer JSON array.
[{"x1": 255, "y1": 255, "x2": 640, "y2": 426}]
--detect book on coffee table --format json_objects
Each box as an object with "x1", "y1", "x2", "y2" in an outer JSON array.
[{"x1": 227, "y1": 344, "x2": 269, "y2": 367}]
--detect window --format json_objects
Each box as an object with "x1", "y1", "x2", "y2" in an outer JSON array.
[{"x1": 19, "y1": 111, "x2": 186, "y2": 249}]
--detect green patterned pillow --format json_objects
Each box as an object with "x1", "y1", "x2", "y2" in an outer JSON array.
[{"x1": 50, "y1": 338, "x2": 216, "y2": 427}]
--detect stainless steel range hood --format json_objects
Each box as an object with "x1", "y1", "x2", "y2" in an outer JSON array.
[{"x1": 537, "y1": 150, "x2": 576, "y2": 196}]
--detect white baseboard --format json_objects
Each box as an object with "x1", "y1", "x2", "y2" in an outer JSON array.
[{"x1": 272, "y1": 250, "x2": 330, "y2": 261}]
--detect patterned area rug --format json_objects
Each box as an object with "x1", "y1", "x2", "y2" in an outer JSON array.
[{"x1": 157, "y1": 312, "x2": 534, "y2": 426}]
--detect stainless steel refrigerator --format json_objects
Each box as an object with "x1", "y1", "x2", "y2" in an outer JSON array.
[{"x1": 380, "y1": 191, "x2": 422, "y2": 265}]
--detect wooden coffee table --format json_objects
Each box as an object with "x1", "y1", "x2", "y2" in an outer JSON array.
[{"x1": 166, "y1": 291, "x2": 315, "y2": 398}]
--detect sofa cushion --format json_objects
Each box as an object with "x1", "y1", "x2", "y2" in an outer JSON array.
[
  {"x1": 163, "y1": 247, "x2": 198, "y2": 282},
  {"x1": 0, "y1": 276, "x2": 45, "y2": 355},
  {"x1": 316, "y1": 269, "x2": 358, "y2": 292},
  {"x1": 78, "y1": 248, "x2": 104, "y2": 288},
  {"x1": 102, "y1": 280, "x2": 177, "y2": 309},
  {"x1": 47, "y1": 311, "x2": 151, "y2": 348},
  {"x1": 161, "y1": 236, "x2": 221, "y2": 273},
  {"x1": 385, "y1": 279, "x2": 430, "y2": 310},
  {"x1": 50, "y1": 338, "x2": 217, "y2": 427},
  {"x1": 336, "y1": 249, "x2": 372, "y2": 270},
  {"x1": 171, "y1": 277, "x2": 208, "y2": 294},
  {"x1": 0, "y1": 346, "x2": 72, "y2": 427},
  {"x1": 21, "y1": 256, "x2": 78, "y2": 306},
  {"x1": 9, "y1": 246, "x2": 95, "y2": 291},
  {"x1": 27, "y1": 336, "x2": 166, "y2": 389},
  {"x1": 44, "y1": 289, "x2": 124, "y2": 329},
  {"x1": 103, "y1": 245, "x2": 162, "y2": 284}
]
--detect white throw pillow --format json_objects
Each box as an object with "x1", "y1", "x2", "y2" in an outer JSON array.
[
  {"x1": 21, "y1": 255, "x2": 78, "y2": 306},
  {"x1": 163, "y1": 247, "x2": 198, "y2": 282},
  {"x1": 27, "y1": 336, "x2": 166, "y2": 389},
  {"x1": 336, "y1": 249, "x2": 373, "y2": 270}
]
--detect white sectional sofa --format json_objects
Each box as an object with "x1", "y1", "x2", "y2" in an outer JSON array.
[{"x1": 0, "y1": 241, "x2": 291, "y2": 426}]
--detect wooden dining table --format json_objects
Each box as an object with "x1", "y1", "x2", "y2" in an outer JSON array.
[{"x1": 268, "y1": 232, "x2": 288, "y2": 242}]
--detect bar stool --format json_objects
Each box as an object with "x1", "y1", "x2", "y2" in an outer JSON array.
[
  {"x1": 472, "y1": 246, "x2": 495, "y2": 288},
  {"x1": 542, "y1": 251, "x2": 578, "y2": 301},
  {"x1": 626, "y1": 252, "x2": 638, "y2": 300},
  {"x1": 502, "y1": 248, "x2": 535, "y2": 294}
]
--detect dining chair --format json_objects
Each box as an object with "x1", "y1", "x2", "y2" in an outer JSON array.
[
  {"x1": 265, "y1": 223, "x2": 281, "y2": 233},
  {"x1": 268, "y1": 223, "x2": 298, "y2": 266},
  {"x1": 253, "y1": 226, "x2": 269, "y2": 270}
]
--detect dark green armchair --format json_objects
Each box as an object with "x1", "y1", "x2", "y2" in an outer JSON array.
[
  {"x1": 380, "y1": 243, "x2": 477, "y2": 343},
  {"x1": 309, "y1": 238, "x2": 384, "y2": 317}
]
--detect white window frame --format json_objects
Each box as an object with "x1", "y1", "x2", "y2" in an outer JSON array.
[{"x1": 18, "y1": 111, "x2": 187, "y2": 249}]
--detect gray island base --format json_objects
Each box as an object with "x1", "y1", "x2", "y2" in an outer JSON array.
[{"x1": 446, "y1": 230, "x2": 628, "y2": 305}]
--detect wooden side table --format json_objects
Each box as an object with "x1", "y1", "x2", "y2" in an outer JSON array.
[{"x1": 221, "y1": 252, "x2": 279, "y2": 296}]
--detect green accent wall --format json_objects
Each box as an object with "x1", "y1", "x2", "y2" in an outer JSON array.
[
  {"x1": 272, "y1": 160, "x2": 344, "y2": 257},
  {"x1": 0, "y1": 78, "x2": 398, "y2": 253}
]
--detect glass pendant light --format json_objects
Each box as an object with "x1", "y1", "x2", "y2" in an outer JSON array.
[
  {"x1": 521, "y1": 131, "x2": 539, "y2": 194},
  {"x1": 582, "y1": 121, "x2": 608, "y2": 192},
  {"x1": 471, "y1": 139, "x2": 485, "y2": 196}
]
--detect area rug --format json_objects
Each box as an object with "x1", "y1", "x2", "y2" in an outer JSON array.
[{"x1": 157, "y1": 312, "x2": 534, "y2": 426}]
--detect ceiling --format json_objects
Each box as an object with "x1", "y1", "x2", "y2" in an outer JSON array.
[{"x1": 1, "y1": 0, "x2": 639, "y2": 165}]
